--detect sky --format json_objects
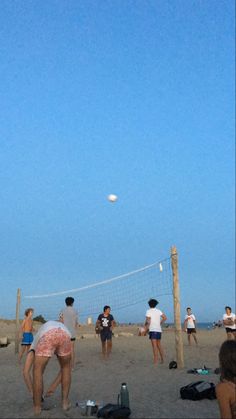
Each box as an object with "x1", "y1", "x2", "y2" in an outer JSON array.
[{"x1": 0, "y1": 0, "x2": 235, "y2": 323}]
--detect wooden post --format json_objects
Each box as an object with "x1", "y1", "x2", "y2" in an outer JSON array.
[
  {"x1": 15, "y1": 288, "x2": 21, "y2": 354},
  {"x1": 171, "y1": 246, "x2": 184, "y2": 368}
]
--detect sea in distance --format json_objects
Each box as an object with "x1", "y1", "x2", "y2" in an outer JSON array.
[{"x1": 125, "y1": 322, "x2": 217, "y2": 330}]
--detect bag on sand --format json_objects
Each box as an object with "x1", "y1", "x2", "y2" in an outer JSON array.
[
  {"x1": 97, "y1": 403, "x2": 131, "y2": 418},
  {"x1": 180, "y1": 381, "x2": 216, "y2": 401}
]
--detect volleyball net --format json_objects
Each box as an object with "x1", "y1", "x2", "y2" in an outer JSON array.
[{"x1": 19, "y1": 257, "x2": 173, "y2": 324}]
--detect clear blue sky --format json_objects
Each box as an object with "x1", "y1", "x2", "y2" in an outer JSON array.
[{"x1": 0, "y1": 0, "x2": 235, "y2": 322}]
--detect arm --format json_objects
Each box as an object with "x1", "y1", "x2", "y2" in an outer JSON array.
[
  {"x1": 183, "y1": 318, "x2": 187, "y2": 331},
  {"x1": 160, "y1": 313, "x2": 167, "y2": 325},
  {"x1": 31, "y1": 319, "x2": 35, "y2": 332},
  {"x1": 96, "y1": 318, "x2": 102, "y2": 329},
  {"x1": 59, "y1": 312, "x2": 64, "y2": 324},
  {"x1": 111, "y1": 319, "x2": 116, "y2": 329},
  {"x1": 216, "y1": 383, "x2": 232, "y2": 419},
  {"x1": 223, "y1": 318, "x2": 234, "y2": 326},
  {"x1": 145, "y1": 316, "x2": 150, "y2": 332},
  {"x1": 20, "y1": 319, "x2": 26, "y2": 332}
]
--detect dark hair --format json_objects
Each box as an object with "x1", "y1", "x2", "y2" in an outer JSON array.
[
  {"x1": 186, "y1": 307, "x2": 191, "y2": 311},
  {"x1": 219, "y1": 340, "x2": 236, "y2": 382},
  {"x1": 65, "y1": 297, "x2": 74, "y2": 306},
  {"x1": 103, "y1": 305, "x2": 110, "y2": 312},
  {"x1": 148, "y1": 299, "x2": 158, "y2": 308},
  {"x1": 25, "y1": 308, "x2": 34, "y2": 316},
  {"x1": 225, "y1": 306, "x2": 232, "y2": 312}
]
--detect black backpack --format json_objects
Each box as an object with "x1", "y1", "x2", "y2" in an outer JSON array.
[
  {"x1": 97, "y1": 403, "x2": 131, "y2": 419},
  {"x1": 180, "y1": 381, "x2": 216, "y2": 401}
]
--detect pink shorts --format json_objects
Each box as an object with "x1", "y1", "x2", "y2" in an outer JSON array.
[{"x1": 35, "y1": 329, "x2": 72, "y2": 357}]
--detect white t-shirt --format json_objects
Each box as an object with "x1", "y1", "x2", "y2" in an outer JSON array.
[
  {"x1": 145, "y1": 308, "x2": 163, "y2": 332},
  {"x1": 223, "y1": 313, "x2": 236, "y2": 330},
  {"x1": 31, "y1": 320, "x2": 71, "y2": 350},
  {"x1": 185, "y1": 314, "x2": 196, "y2": 329}
]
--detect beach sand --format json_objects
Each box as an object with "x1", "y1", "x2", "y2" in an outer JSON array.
[{"x1": 0, "y1": 321, "x2": 225, "y2": 418}]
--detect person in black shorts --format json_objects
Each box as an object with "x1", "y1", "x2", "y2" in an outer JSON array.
[{"x1": 96, "y1": 306, "x2": 116, "y2": 359}]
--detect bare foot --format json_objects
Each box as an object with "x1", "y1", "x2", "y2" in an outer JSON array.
[
  {"x1": 34, "y1": 406, "x2": 41, "y2": 416},
  {"x1": 62, "y1": 400, "x2": 71, "y2": 411}
]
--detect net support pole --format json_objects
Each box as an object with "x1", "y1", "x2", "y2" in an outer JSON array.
[
  {"x1": 171, "y1": 246, "x2": 184, "y2": 368},
  {"x1": 15, "y1": 288, "x2": 21, "y2": 354}
]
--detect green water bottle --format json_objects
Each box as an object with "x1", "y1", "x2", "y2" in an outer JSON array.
[{"x1": 118, "y1": 382, "x2": 130, "y2": 408}]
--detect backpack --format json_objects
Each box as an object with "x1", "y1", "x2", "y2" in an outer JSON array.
[
  {"x1": 180, "y1": 381, "x2": 216, "y2": 401},
  {"x1": 169, "y1": 361, "x2": 177, "y2": 369},
  {"x1": 97, "y1": 403, "x2": 131, "y2": 418}
]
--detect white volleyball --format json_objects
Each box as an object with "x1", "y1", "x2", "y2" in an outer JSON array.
[{"x1": 108, "y1": 194, "x2": 118, "y2": 202}]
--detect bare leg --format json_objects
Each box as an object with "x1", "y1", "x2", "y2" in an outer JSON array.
[
  {"x1": 58, "y1": 355, "x2": 71, "y2": 411},
  {"x1": 23, "y1": 351, "x2": 34, "y2": 396},
  {"x1": 33, "y1": 356, "x2": 50, "y2": 415},
  {"x1": 187, "y1": 334, "x2": 191, "y2": 345},
  {"x1": 107, "y1": 340, "x2": 112, "y2": 357},
  {"x1": 193, "y1": 333, "x2": 198, "y2": 345},
  {"x1": 101, "y1": 341, "x2": 106, "y2": 358},
  {"x1": 151, "y1": 340, "x2": 158, "y2": 364},
  {"x1": 19, "y1": 345, "x2": 28, "y2": 363},
  {"x1": 156, "y1": 340, "x2": 164, "y2": 363},
  {"x1": 45, "y1": 371, "x2": 61, "y2": 397},
  {"x1": 71, "y1": 341, "x2": 75, "y2": 369}
]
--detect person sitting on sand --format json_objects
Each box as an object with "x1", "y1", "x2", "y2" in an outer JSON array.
[
  {"x1": 223, "y1": 306, "x2": 236, "y2": 340},
  {"x1": 19, "y1": 308, "x2": 34, "y2": 363},
  {"x1": 216, "y1": 340, "x2": 236, "y2": 419},
  {"x1": 183, "y1": 307, "x2": 198, "y2": 346},
  {"x1": 23, "y1": 320, "x2": 72, "y2": 415},
  {"x1": 144, "y1": 298, "x2": 167, "y2": 365},
  {"x1": 96, "y1": 305, "x2": 116, "y2": 359}
]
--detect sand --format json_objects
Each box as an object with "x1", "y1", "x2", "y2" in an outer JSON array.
[{"x1": 0, "y1": 320, "x2": 225, "y2": 419}]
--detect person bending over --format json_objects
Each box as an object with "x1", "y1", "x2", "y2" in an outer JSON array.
[{"x1": 23, "y1": 320, "x2": 72, "y2": 415}]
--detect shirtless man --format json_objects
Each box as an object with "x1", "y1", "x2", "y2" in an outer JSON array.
[{"x1": 19, "y1": 308, "x2": 34, "y2": 363}]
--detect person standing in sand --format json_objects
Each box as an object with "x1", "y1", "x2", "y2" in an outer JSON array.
[
  {"x1": 144, "y1": 299, "x2": 167, "y2": 365},
  {"x1": 59, "y1": 296, "x2": 79, "y2": 369},
  {"x1": 183, "y1": 307, "x2": 198, "y2": 346},
  {"x1": 216, "y1": 340, "x2": 236, "y2": 419},
  {"x1": 24, "y1": 320, "x2": 72, "y2": 415},
  {"x1": 223, "y1": 306, "x2": 236, "y2": 340},
  {"x1": 96, "y1": 305, "x2": 116, "y2": 359},
  {"x1": 18, "y1": 308, "x2": 34, "y2": 363}
]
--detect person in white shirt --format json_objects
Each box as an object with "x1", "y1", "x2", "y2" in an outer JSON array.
[
  {"x1": 144, "y1": 298, "x2": 167, "y2": 364},
  {"x1": 223, "y1": 306, "x2": 236, "y2": 340},
  {"x1": 183, "y1": 307, "x2": 198, "y2": 345}
]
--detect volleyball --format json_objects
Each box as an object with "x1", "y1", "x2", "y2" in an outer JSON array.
[{"x1": 108, "y1": 194, "x2": 118, "y2": 202}]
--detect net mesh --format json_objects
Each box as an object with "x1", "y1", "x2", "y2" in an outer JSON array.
[{"x1": 21, "y1": 258, "x2": 172, "y2": 323}]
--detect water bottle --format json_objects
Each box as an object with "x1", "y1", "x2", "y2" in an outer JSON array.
[{"x1": 118, "y1": 382, "x2": 130, "y2": 408}]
